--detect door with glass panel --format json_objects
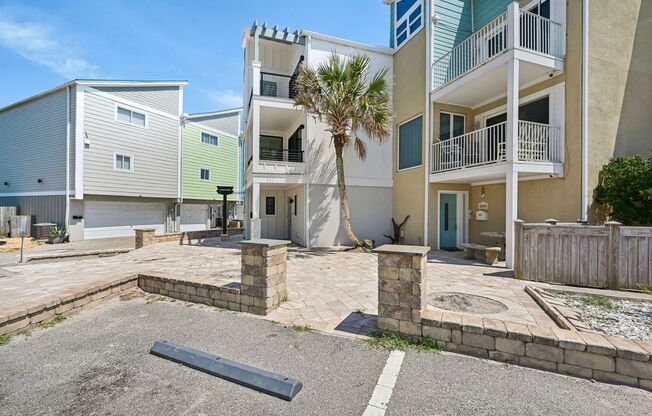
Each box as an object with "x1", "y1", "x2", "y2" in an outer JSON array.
[{"x1": 439, "y1": 112, "x2": 465, "y2": 170}]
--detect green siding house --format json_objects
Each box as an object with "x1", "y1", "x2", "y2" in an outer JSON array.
[{"x1": 180, "y1": 108, "x2": 242, "y2": 231}]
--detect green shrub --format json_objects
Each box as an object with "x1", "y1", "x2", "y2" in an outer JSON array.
[{"x1": 595, "y1": 153, "x2": 652, "y2": 225}]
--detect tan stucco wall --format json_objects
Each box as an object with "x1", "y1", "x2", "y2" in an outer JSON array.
[
  {"x1": 392, "y1": 30, "x2": 427, "y2": 245},
  {"x1": 430, "y1": 0, "x2": 586, "y2": 245},
  {"x1": 587, "y1": 0, "x2": 652, "y2": 220}
]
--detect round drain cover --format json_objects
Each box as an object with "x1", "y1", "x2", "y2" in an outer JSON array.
[{"x1": 428, "y1": 292, "x2": 508, "y2": 314}]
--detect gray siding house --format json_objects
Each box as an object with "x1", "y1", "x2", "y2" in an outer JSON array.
[{"x1": 0, "y1": 80, "x2": 187, "y2": 240}]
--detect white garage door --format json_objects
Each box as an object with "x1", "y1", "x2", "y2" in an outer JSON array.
[
  {"x1": 84, "y1": 201, "x2": 166, "y2": 239},
  {"x1": 180, "y1": 204, "x2": 208, "y2": 232}
]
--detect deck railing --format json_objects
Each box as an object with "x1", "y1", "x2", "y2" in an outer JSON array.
[
  {"x1": 517, "y1": 121, "x2": 562, "y2": 163},
  {"x1": 432, "y1": 7, "x2": 563, "y2": 90},
  {"x1": 519, "y1": 9, "x2": 563, "y2": 57},
  {"x1": 259, "y1": 147, "x2": 304, "y2": 163},
  {"x1": 432, "y1": 12, "x2": 508, "y2": 90},
  {"x1": 431, "y1": 121, "x2": 562, "y2": 173}
]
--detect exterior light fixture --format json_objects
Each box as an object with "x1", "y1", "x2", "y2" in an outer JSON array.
[
  {"x1": 3, "y1": 182, "x2": 7, "y2": 186},
  {"x1": 37, "y1": 178, "x2": 43, "y2": 183}
]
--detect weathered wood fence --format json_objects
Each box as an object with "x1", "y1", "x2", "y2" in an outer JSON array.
[
  {"x1": 514, "y1": 221, "x2": 652, "y2": 290},
  {"x1": 0, "y1": 207, "x2": 18, "y2": 237}
]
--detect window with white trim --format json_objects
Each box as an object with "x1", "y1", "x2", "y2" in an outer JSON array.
[
  {"x1": 200, "y1": 168, "x2": 210, "y2": 181},
  {"x1": 398, "y1": 115, "x2": 423, "y2": 170},
  {"x1": 265, "y1": 196, "x2": 276, "y2": 216},
  {"x1": 115, "y1": 154, "x2": 133, "y2": 171},
  {"x1": 201, "y1": 132, "x2": 219, "y2": 146},
  {"x1": 394, "y1": 0, "x2": 423, "y2": 48},
  {"x1": 116, "y1": 106, "x2": 146, "y2": 127}
]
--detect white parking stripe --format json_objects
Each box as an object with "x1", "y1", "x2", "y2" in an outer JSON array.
[{"x1": 363, "y1": 350, "x2": 405, "y2": 415}]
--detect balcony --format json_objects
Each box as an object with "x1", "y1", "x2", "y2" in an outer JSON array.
[
  {"x1": 430, "y1": 121, "x2": 563, "y2": 182},
  {"x1": 260, "y1": 147, "x2": 304, "y2": 163},
  {"x1": 431, "y1": 5, "x2": 564, "y2": 106}
]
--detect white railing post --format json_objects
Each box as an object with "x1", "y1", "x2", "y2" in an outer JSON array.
[
  {"x1": 507, "y1": 2, "x2": 520, "y2": 50},
  {"x1": 252, "y1": 61, "x2": 261, "y2": 95}
]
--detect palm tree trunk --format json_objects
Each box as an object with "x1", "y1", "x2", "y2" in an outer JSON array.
[{"x1": 334, "y1": 138, "x2": 366, "y2": 248}]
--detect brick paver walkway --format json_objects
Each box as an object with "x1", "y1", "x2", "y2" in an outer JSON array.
[{"x1": 0, "y1": 238, "x2": 557, "y2": 336}]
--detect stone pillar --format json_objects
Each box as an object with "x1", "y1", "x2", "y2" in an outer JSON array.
[
  {"x1": 135, "y1": 228, "x2": 156, "y2": 249},
  {"x1": 373, "y1": 245, "x2": 431, "y2": 337},
  {"x1": 239, "y1": 239, "x2": 291, "y2": 315}
]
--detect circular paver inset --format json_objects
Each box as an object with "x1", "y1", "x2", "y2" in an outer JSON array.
[{"x1": 428, "y1": 292, "x2": 508, "y2": 314}]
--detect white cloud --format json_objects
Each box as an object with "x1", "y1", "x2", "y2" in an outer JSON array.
[
  {"x1": 204, "y1": 89, "x2": 243, "y2": 108},
  {"x1": 0, "y1": 14, "x2": 98, "y2": 78}
]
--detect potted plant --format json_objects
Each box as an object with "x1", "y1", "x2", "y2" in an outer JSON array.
[{"x1": 47, "y1": 226, "x2": 65, "y2": 244}]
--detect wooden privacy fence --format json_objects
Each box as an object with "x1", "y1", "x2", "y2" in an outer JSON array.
[{"x1": 514, "y1": 221, "x2": 652, "y2": 290}]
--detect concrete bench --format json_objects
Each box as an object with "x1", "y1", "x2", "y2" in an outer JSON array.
[{"x1": 462, "y1": 243, "x2": 501, "y2": 265}]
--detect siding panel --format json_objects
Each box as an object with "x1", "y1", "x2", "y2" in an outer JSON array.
[
  {"x1": 187, "y1": 113, "x2": 240, "y2": 137},
  {"x1": 0, "y1": 195, "x2": 66, "y2": 226},
  {"x1": 0, "y1": 90, "x2": 69, "y2": 193},
  {"x1": 83, "y1": 90, "x2": 179, "y2": 198},
  {"x1": 94, "y1": 86, "x2": 180, "y2": 115},
  {"x1": 182, "y1": 122, "x2": 238, "y2": 201}
]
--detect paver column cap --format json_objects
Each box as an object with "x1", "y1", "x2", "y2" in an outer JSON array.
[
  {"x1": 239, "y1": 239, "x2": 291, "y2": 248},
  {"x1": 373, "y1": 245, "x2": 430, "y2": 256}
]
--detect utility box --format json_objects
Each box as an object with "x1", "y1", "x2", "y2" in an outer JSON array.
[
  {"x1": 33, "y1": 223, "x2": 57, "y2": 240},
  {"x1": 475, "y1": 210, "x2": 488, "y2": 221}
]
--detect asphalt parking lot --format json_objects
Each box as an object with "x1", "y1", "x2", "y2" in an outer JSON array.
[{"x1": 1, "y1": 295, "x2": 650, "y2": 416}]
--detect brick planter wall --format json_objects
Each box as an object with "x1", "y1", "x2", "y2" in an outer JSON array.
[
  {"x1": 138, "y1": 239, "x2": 290, "y2": 316},
  {"x1": 134, "y1": 228, "x2": 244, "y2": 249},
  {"x1": 373, "y1": 244, "x2": 652, "y2": 391}
]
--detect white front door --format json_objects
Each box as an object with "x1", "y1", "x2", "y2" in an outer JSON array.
[{"x1": 84, "y1": 201, "x2": 166, "y2": 239}]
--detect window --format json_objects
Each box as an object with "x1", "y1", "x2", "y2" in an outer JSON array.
[
  {"x1": 114, "y1": 154, "x2": 133, "y2": 171},
  {"x1": 393, "y1": 0, "x2": 423, "y2": 48},
  {"x1": 115, "y1": 106, "x2": 146, "y2": 127},
  {"x1": 200, "y1": 168, "x2": 210, "y2": 181},
  {"x1": 439, "y1": 113, "x2": 465, "y2": 141},
  {"x1": 294, "y1": 195, "x2": 298, "y2": 216},
  {"x1": 265, "y1": 196, "x2": 276, "y2": 216},
  {"x1": 398, "y1": 115, "x2": 422, "y2": 170},
  {"x1": 201, "y1": 132, "x2": 219, "y2": 146}
]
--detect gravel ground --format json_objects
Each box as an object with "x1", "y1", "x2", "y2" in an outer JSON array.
[{"x1": 552, "y1": 292, "x2": 652, "y2": 341}]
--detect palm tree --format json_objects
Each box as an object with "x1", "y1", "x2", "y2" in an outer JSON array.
[{"x1": 294, "y1": 53, "x2": 392, "y2": 248}]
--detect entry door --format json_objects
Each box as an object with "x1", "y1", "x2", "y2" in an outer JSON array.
[{"x1": 439, "y1": 194, "x2": 458, "y2": 249}]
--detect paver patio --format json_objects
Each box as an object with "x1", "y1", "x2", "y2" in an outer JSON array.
[{"x1": 0, "y1": 237, "x2": 557, "y2": 335}]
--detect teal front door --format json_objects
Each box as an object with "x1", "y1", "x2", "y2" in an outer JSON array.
[{"x1": 439, "y1": 194, "x2": 457, "y2": 249}]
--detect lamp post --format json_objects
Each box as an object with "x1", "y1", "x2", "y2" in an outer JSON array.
[{"x1": 216, "y1": 186, "x2": 234, "y2": 240}]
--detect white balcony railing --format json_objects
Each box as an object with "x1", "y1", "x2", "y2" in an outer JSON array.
[
  {"x1": 431, "y1": 121, "x2": 562, "y2": 173},
  {"x1": 432, "y1": 12, "x2": 508, "y2": 90},
  {"x1": 519, "y1": 9, "x2": 563, "y2": 57},
  {"x1": 517, "y1": 121, "x2": 563, "y2": 163},
  {"x1": 432, "y1": 7, "x2": 563, "y2": 90}
]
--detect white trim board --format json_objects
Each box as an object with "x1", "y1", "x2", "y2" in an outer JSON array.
[{"x1": 0, "y1": 191, "x2": 72, "y2": 197}]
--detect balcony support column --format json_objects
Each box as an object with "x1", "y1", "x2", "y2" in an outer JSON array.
[
  {"x1": 250, "y1": 182, "x2": 261, "y2": 240},
  {"x1": 505, "y1": 170, "x2": 518, "y2": 268},
  {"x1": 506, "y1": 57, "x2": 520, "y2": 162},
  {"x1": 252, "y1": 101, "x2": 260, "y2": 166}
]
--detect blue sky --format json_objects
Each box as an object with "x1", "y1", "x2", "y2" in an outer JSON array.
[{"x1": 0, "y1": 0, "x2": 389, "y2": 112}]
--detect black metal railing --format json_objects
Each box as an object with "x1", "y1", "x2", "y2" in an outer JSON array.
[
  {"x1": 260, "y1": 72, "x2": 297, "y2": 99},
  {"x1": 259, "y1": 147, "x2": 304, "y2": 163}
]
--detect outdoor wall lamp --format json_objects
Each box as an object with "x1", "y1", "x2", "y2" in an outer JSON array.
[
  {"x1": 3, "y1": 182, "x2": 8, "y2": 186},
  {"x1": 37, "y1": 178, "x2": 43, "y2": 183},
  {"x1": 480, "y1": 186, "x2": 486, "y2": 199}
]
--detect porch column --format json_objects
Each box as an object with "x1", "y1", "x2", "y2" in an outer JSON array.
[
  {"x1": 505, "y1": 170, "x2": 518, "y2": 268},
  {"x1": 506, "y1": 59, "x2": 519, "y2": 163},
  {"x1": 252, "y1": 101, "x2": 260, "y2": 165},
  {"x1": 250, "y1": 182, "x2": 261, "y2": 239}
]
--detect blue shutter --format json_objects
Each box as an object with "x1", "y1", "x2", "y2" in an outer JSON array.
[{"x1": 398, "y1": 116, "x2": 423, "y2": 170}]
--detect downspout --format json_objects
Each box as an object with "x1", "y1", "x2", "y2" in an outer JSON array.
[
  {"x1": 65, "y1": 86, "x2": 71, "y2": 233},
  {"x1": 423, "y1": 0, "x2": 433, "y2": 246},
  {"x1": 581, "y1": 0, "x2": 589, "y2": 221}
]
